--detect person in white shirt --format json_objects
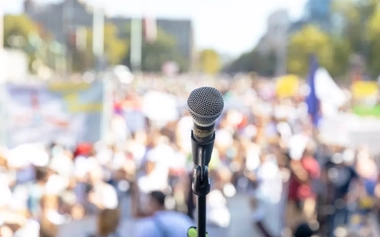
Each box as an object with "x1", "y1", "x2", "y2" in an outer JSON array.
[
  {"x1": 0, "y1": 225, "x2": 14, "y2": 237},
  {"x1": 250, "y1": 152, "x2": 283, "y2": 237},
  {"x1": 205, "y1": 168, "x2": 231, "y2": 237},
  {"x1": 137, "y1": 136, "x2": 172, "y2": 195},
  {"x1": 49, "y1": 150, "x2": 74, "y2": 181},
  {"x1": 14, "y1": 218, "x2": 40, "y2": 237},
  {"x1": 119, "y1": 191, "x2": 193, "y2": 237},
  {"x1": 176, "y1": 114, "x2": 193, "y2": 154},
  {"x1": 86, "y1": 164, "x2": 119, "y2": 214},
  {"x1": 0, "y1": 174, "x2": 12, "y2": 208},
  {"x1": 74, "y1": 155, "x2": 98, "y2": 180}
]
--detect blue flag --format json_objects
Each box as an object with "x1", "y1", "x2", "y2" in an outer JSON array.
[{"x1": 306, "y1": 55, "x2": 320, "y2": 127}]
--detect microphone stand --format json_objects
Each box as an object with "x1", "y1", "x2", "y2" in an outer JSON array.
[{"x1": 190, "y1": 131, "x2": 215, "y2": 237}]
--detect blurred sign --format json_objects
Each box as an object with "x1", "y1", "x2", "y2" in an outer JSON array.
[
  {"x1": 275, "y1": 75, "x2": 299, "y2": 98},
  {"x1": 351, "y1": 81, "x2": 378, "y2": 99},
  {"x1": 142, "y1": 90, "x2": 178, "y2": 127},
  {"x1": 2, "y1": 82, "x2": 104, "y2": 148},
  {"x1": 353, "y1": 105, "x2": 380, "y2": 117},
  {"x1": 319, "y1": 113, "x2": 380, "y2": 154}
]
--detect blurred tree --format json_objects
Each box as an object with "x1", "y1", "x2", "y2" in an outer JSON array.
[
  {"x1": 332, "y1": 0, "x2": 378, "y2": 64},
  {"x1": 3, "y1": 14, "x2": 45, "y2": 71},
  {"x1": 118, "y1": 24, "x2": 131, "y2": 67},
  {"x1": 102, "y1": 24, "x2": 128, "y2": 66},
  {"x1": 224, "y1": 50, "x2": 276, "y2": 76},
  {"x1": 199, "y1": 49, "x2": 221, "y2": 75},
  {"x1": 228, "y1": 0, "x2": 380, "y2": 78},
  {"x1": 141, "y1": 28, "x2": 186, "y2": 72},
  {"x1": 225, "y1": 51, "x2": 255, "y2": 73},
  {"x1": 366, "y1": 9, "x2": 380, "y2": 77},
  {"x1": 332, "y1": 0, "x2": 363, "y2": 52},
  {"x1": 121, "y1": 23, "x2": 187, "y2": 72},
  {"x1": 3, "y1": 14, "x2": 38, "y2": 48},
  {"x1": 287, "y1": 25, "x2": 334, "y2": 76},
  {"x1": 330, "y1": 37, "x2": 352, "y2": 78},
  {"x1": 71, "y1": 23, "x2": 127, "y2": 72}
]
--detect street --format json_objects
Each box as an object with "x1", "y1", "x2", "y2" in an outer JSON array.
[
  {"x1": 58, "y1": 193, "x2": 262, "y2": 237},
  {"x1": 227, "y1": 193, "x2": 262, "y2": 237}
]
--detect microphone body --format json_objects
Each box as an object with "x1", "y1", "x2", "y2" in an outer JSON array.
[
  {"x1": 192, "y1": 123, "x2": 214, "y2": 143},
  {"x1": 191, "y1": 123, "x2": 214, "y2": 166},
  {"x1": 187, "y1": 87, "x2": 224, "y2": 237}
]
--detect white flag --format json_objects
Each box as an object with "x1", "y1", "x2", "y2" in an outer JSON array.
[
  {"x1": 143, "y1": 13, "x2": 157, "y2": 43},
  {"x1": 314, "y1": 67, "x2": 347, "y2": 116}
]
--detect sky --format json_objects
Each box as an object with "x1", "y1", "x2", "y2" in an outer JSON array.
[{"x1": 3, "y1": 0, "x2": 308, "y2": 56}]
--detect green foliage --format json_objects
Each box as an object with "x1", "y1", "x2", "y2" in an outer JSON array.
[
  {"x1": 224, "y1": 50, "x2": 276, "y2": 76},
  {"x1": 121, "y1": 23, "x2": 187, "y2": 72},
  {"x1": 331, "y1": 0, "x2": 380, "y2": 77},
  {"x1": 103, "y1": 24, "x2": 129, "y2": 66},
  {"x1": 366, "y1": 9, "x2": 380, "y2": 77},
  {"x1": 3, "y1": 14, "x2": 41, "y2": 70},
  {"x1": 199, "y1": 49, "x2": 221, "y2": 75},
  {"x1": 70, "y1": 23, "x2": 128, "y2": 72},
  {"x1": 3, "y1": 16, "x2": 188, "y2": 73},
  {"x1": 3, "y1": 14, "x2": 39, "y2": 48},
  {"x1": 287, "y1": 25, "x2": 333, "y2": 76},
  {"x1": 229, "y1": 0, "x2": 380, "y2": 78},
  {"x1": 332, "y1": 0, "x2": 363, "y2": 51},
  {"x1": 83, "y1": 23, "x2": 127, "y2": 71},
  {"x1": 330, "y1": 37, "x2": 351, "y2": 77},
  {"x1": 141, "y1": 28, "x2": 186, "y2": 72}
]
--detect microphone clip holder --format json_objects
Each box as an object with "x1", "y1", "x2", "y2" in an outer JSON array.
[
  {"x1": 191, "y1": 131, "x2": 214, "y2": 196},
  {"x1": 190, "y1": 131, "x2": 215, "y2": 237}
]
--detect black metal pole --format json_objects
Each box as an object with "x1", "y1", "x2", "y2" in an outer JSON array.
[
  {"x1": 197, "y1": 195, "x2": 207, "y2": 237},
  {"x1": 191, "y1": 130, "x2": 214, "y2": 237}
]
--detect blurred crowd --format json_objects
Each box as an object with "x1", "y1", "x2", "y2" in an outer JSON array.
[{"x1": 0, "y1": 75, "x2": 379, "y2": 237}]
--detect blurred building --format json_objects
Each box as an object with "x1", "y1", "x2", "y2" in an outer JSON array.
[
  {"x1": 24, "y1": 0, "x2": 194, "y2": 70},
  {"x1": 257, "y1": 10, "x2": 290, "y2": 55},
  {"x1": 256, "y1": 10, "x2": 290, "y2": 76},
  {"x1": 290, "y1": 0, "x2": 333, "y2": 32},
  {"x1": 111, "y1": 17, "x2": 194, "y2": 68},
  {"x1": 24, "y1": 0, "x2": 93, "y2": 47},
  {"x1": 304, "y1": 0, "x2": 332, "y2": 25}
]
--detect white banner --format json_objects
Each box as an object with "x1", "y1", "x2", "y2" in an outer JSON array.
[
  {"x1": 319, "y1": 113, "x2": 380, "y2": 154},
  {"x1": 2, "y1": 81, "x2": 104, "y2": 148}
]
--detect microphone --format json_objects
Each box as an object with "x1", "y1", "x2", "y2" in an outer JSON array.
[
  {"x1": 187, "y1": 86, "x2": 224, "y2": 143},
  {"x1": 187, "y1": 87, "x2": 224, "y2": 237}
]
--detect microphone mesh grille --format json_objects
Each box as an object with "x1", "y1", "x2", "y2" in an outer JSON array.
[{"x1": 187, "y1": 87, "x2": 224, "y2": 126}]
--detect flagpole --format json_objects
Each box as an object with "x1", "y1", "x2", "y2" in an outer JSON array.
[
  {"x1": 93, "y1": 0, "x2": 104, "y2": 73},
  {"x1": 130, "y1": 18, "x2": 142, "y2": 73}
]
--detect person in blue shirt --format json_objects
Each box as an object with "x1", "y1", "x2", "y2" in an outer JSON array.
[{"x1": 118, "y1": 191, "x2": 194, "y2": 237}]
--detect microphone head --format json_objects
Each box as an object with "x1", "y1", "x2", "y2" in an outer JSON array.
[{"x1": 187, "y1": 87, "x2": 224, "y2": 127}]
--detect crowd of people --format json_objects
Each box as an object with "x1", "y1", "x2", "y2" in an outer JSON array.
[{"x1": 0, "y1": 75, "x2": 379, "y2": 237}]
